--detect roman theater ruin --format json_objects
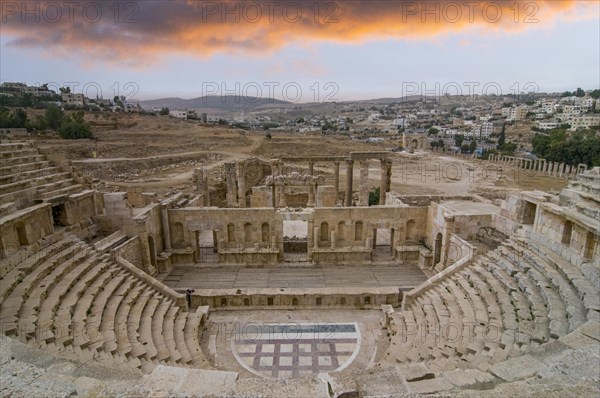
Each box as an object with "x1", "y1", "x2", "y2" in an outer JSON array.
[{"x1": 0, "y1": 140, "x2": 598, "y2": 396}]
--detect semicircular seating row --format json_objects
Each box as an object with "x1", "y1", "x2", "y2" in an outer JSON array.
[
  {"x1": 386, "y1": 234, "x2": 599, "y2": 373},
  {"x1": 0, "y1": 232, "x2": 211, "y2": 374}
]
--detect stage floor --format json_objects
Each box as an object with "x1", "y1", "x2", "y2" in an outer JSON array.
[{"x1": 159, "y1": 264, "x2": 428, "y2": 291}]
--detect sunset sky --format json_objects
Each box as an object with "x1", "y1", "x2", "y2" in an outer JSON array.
[{"x1": 1, "y1": 0, "x2": 599, "y2": 102}]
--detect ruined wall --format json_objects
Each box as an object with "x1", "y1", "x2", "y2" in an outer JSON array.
[
  {"x1": 0, "y1": 203, "x2": 54, "y2": 258},
  {"x1": 96, "y1": 192, "x2": 135, "y2": 234},
  {"x1": 311, "y1": 206, "x2": 428, "y2": 249},
  {"x1": 66, "y1": 192, "x2": 97, "y2": 226},
  {"x1": 535, "y1": 207, "x2": 566, "y2": 244},
  {"x1": 453, "y1": 214, "x2": 495, "y2": 241},
  {"x1": 168, "y1": 208, "x2": 283, "y2": 264},
  {"x1": 114, "y1": 236, "x2": 143, "y2": 269}
]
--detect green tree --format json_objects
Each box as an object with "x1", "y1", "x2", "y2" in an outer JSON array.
[
  {"x1": 428, "y1": 127, "x2": 439, "y2": 136},
  {"x1": 159, "y1": 107, "x2": 169, "y2": 115},
  {"x1": 0, "y1": 108, "x2": 28, "y2": 128},
  {"x1": 368, "y1": 187, "x2": 380, "y2": 206},
  {"x1": 44, "y1": 104, "x2": 64, "y2": 130},
  {"x1": 497, "y1": 123, "x2": 506, "y2": 148},
  {"x1": 28, "y1": 115, "x2": 48, "y2": 131},
  {"x1": 13, "y1": 108, "x2": 28, "y2": 128},
  {"x1": 469, "y1": 140, "x2": 477, "y2": 153},
  {"x1": 454, "y1": 134, "x2": 464, "y2": 147},
  {"x1": 58, "y1": 110, "x2": 92, "y2": 139}
]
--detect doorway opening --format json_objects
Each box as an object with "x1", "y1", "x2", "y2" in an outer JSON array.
[
  {"x1": 373, "y1": 228, "x2": 393, "y2": 261},
  {"x1": 283, "y1": 220, "x2": 308, "y2": 263},
  {"x1": 198, "y1": 229, "x2": 218, "y2": 263},
  {"x1": 52, "y1": 204, "x2": 68, "y2": 226}
]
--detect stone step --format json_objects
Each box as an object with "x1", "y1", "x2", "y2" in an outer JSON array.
[
  {"x1": 36, "y1": 178, "x2": 77, "y2": 193},
  {"x1": 0, "y1": 236, "x2": 76, "y2": 299},
  {"x1": 151, "y1": 297, "x2": 173, "y2": 362},
  {"x1": 461, "y1": 270, "x2": 502, "y2": 324},
  {"x1": 93, "y1": 230, "x2": 128, "y2": 253},
  {"x1": 0, "y1": 142, "x2": 31, "y2": 153},
  {"x1": 0, "y1": 160, "x2": 52, "y2": 176},
  {"x1": 103, "y1": 278, "x2": 141, "y2": 357},
  {"x1": 0, "y1": 202, "x2": 17, "y2": 217},
  {"x1": 472, "y1": 265, "x2": 518, "y2": 332},
  {"x1": 79, "y1": 270, "x2": 129, "y2": 351},
  {"x1": 17, "y1": 243, "x2": 89, "y2": 342},
  {"x1": 123, "y1": 286, "x2": 153, "y2": 361},
  {"x1": 174, "y1": 310, "x2": 193, "y2": 364},
  {"x1": 0, "y1": 172, "x2": 71, "y2": 195},
  {"x1": 139, "y1": 294, "x2": 161, "y2": 362},
  {"x1": 163, "y1": 306, "x2": 183, "y2": 364},
  {"x1": 0, "y1": 241, "x2": 84, "y2": 328},
  {"x1": 0, "y1": 154, "x2": 46, "y2": 167},
  {"x1": 36, "y1": 253, "x2": 103, "y2": 344},
  {"x1": 521, "y1": 238, "x2": 600, "y2": 311},
  {"x1": 38, "y1": 183, "x2": 83, "y2": 200},
  {"x1": 54, "y1": 258, "x2": 115, "y2": 348},
  {"x1": 0, "y1": 166, "x2": 60, "y2": 185},
  {"x1": 185, "y1": 307, "x2": 208, "y2": 367},
  {"x1": 515, "y1": 240, "x2": 588, "y2": 332},
  {"x1": 0, "y1": 148, "x2": 38, "y2": 158}
]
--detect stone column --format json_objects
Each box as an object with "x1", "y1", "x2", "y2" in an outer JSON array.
[
  {"x1": 161, "y1": 207, "x2": 171, "y2": 251},
  {"x1": 345, "y1": 159, "x2": 354, "y2": 207},
  {"x1": 278, "y1": 162, "x2": 286, "y2": 208},
  {"x1": 314, "y1": 226, "x2": 320, "y2": 249},
  {"x1": 307, "y1": 182, "x2": 316, "y2": 207},
  {"x1": 194, "y1": 167, "x2": 210, "y2": 206},
  {"x1": 308, "y1": 161, "x2": 315, "y2": 207},
  {"x1": 333, "y1": 161, "x2": 340, "y2": 203},
  {"x1": 330, "y1": 230, "x2": 337, "y2": 249},
  {"x1": 237, "y1": 162, "x2": 246, "y2": 208},
  {"x1": 271, "y1": 160, "x2": 279, "y2": 208},
  {"x1": 358, "y1": 160, "x2": 369, "y2": 206},
  {"x1": 224, "y1": 162, "x2": 238, "y2": 207},
  {"x1": 379, "y1": 159, "x2": 391, "y2": 205}
]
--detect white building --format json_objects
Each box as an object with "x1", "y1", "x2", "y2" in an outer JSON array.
[
  {"x1": 508, "y1": 106, "x2": 528, "y2": 121},
  {"x1": 537, "y1": 121, "x2": 560, "y2": 130},
  {"x1": 206, "y1": 114, "x2": 222, "y2": 123},
  {"x1": 24, "y1": 86, "x2": 55, "y2": 97},
  {"x1": 570, "y1": 115, "x2": 600, "y2": 131},
  {"x1": 169, "y1": 110, "x2": 197, "y2": 119},
  {"x1": 169, "y1": 110, "x2": 187, "y2": 119},
  {"x1": 481, "y1": 122, "x2": 494, "y2": 137},
  {"x1": 542, "y1": 101, "x2": 558, "y2": 114},
  {"x1": 61, "y1": 93, "x2": 85, "y2": 107}
]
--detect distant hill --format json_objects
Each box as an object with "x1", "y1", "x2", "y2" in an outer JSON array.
[{"x1": 138, "y1": 95, "x2": 291, "y2": 113}]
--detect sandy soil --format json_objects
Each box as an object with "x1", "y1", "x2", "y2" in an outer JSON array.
[{"x1": 30, "y1": 112, "x2": 568, "y2": 197}]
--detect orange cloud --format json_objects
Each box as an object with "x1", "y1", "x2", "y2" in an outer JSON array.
[{"x1": 0, "y1": 0, "x2": 596, "y2": 65}]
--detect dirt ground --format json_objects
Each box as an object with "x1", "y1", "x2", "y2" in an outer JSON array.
[{"x1": 31, "y1": 113, "x2": 568, "y2": 197}]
